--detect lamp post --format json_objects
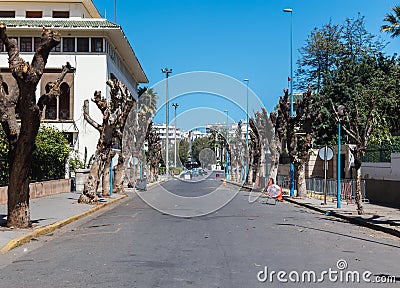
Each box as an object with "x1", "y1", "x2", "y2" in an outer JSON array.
[
  {"x1": 172, "y1": 103, "x2": 179, "y2": 168},
  {"x1": 224, "y1": 110, "x2": 229, "y2": 180},
  {"x1": 337, "y1": 105, "x2": 345, "y2": 209},
  {"x1": 162, "y1": 68, "x2": 172, "y2": 176},
  {"x1": 283, "y1": 7, "x2": 295, "y2": 197},
  {"x1": 243, "y1": 78, "x2": 249, "y2": 184}
]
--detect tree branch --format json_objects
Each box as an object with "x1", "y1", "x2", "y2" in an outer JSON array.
[
  {"x1": 37, "y1": 62, "x2": 75, "y2": 111},
  {"x1": 30, "y1": 27, "x2": 61, "y2": 83},
  {"x1": 83, "y1": 99, "x2": 101, "y2": 131},
  {"x1": 0, "y1": 75, "x2": 19, "y2": 146}
]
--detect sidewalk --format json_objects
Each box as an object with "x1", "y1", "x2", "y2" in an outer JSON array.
[
  {"x1": 283, "y1": 191, "x2": 400, "y2": 238},
  {"x1": 0, "y1": 191, "x2": 128, "y2": 253},
  {"x1": 230, "y1": 180, "x2": 400, "y2": 238}
]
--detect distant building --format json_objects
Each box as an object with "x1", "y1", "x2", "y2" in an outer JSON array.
[
  {"x1": 0, "y1": 0, "x2": 148, "y2": 159},
  {"x1": 153, "y1": 123, "x2": 183, "y2": 143}
]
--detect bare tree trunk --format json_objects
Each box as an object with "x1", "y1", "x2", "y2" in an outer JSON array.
[
  {"x1": 102, "y1": 156, "x2": 111, "y2": 197},
  {"x1": 79, "y1": 154, "x2": 100, "y2": 203},
  {"x1": 113, "y1": 154, "x2": 125, "y2": 194},
  {"x1": 296, "y1": 162, "x2": 307, "y2": 198},
  {"x1": 355, "y1": 165, "x2": 364, "y2": 215},
  {"x1": 0, "y1": 24, "x2": 70, "y2": 227},
  {"x1": 7, "y1": 132, "x2": 36, "y2": 227},
  {"x1": 269, "y1": 150, "x2": 279, "y2": 183}
]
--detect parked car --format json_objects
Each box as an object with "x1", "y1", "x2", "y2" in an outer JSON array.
[{"x1": 198, "y1": 168, "x2": 208, "y2": 175}]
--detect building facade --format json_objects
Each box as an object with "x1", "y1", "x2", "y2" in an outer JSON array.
[{"x1": 0, "y1": 0, "x2": 148, "y2": 160}]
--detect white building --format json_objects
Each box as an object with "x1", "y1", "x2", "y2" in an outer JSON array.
[
  {"x1": 153, "y1": 123, "x2": 183, "y2": 143},
  {"x1": 0, "y1": 0, "x2": 148, "y2": 159}
]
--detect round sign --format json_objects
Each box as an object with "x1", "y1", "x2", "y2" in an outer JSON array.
[
  {"x1": 129, "y1": 156, "x2": 139, "y2": 165},
  {"x1": 318, "y1": 147, "x2": 334, "y2": 161},
  {"x1": 267, "y1": 184, "x2": 282, "y2": 197}
]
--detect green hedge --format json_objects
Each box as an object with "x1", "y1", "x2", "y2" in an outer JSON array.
[{"x1": 0, "y1": 126, "x2": 71, "y2": 184}]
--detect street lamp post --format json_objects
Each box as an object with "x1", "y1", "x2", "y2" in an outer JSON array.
[
  {"x1": 243, "y1": 78, "x2": 249, "y2": 185},
  {"x1": 284, "y1": 7, "x2": 295, "y2": 197},
  {"x1": 162, "y1": 68, "x2": 172, "y2": 176},
  {"x1": 337, "y1": 105, "x2": 345, "y2": 209},
  {"x1": 172, "y1": 103, "x2": 179, "y2": 168},
  {"x1": 224, "y1": 110, "x2": 229, "y2": 180}
]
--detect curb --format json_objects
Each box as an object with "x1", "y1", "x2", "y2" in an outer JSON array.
[
  {"x1": 0, "y1": 194, "x2": 128, "y2": 253},
  {"x1": 227, "y1": 181, "x2": 400, "y2": 238},
  {"x1": 284, "y1": 197, "x2": 400, "y2": 238}
]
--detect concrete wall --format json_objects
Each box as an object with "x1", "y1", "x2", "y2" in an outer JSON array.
[
  {"x1": 362, "y1": 153, "x2": 400, "y2": 181},
  {"x1": 365, "y1": 179, "x2": 400, "y2": 208},
  {"x1": 0, "y1": 179, "x2": 71, "y2": 205}
]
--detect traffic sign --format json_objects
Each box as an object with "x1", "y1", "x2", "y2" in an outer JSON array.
[{"x1": 318, "y1": 147, "x2": 334, "y2": 161}]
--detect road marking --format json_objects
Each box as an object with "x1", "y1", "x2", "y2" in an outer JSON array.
[{"x1": 73, "y1": 227, "x2": 122, "y2": 237}]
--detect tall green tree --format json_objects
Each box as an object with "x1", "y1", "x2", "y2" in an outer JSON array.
[
  {"x1": 296, "y1": 21, "x2": 343, "y2": 92},
  {"x1": 178, "y1": 140, "x2": 190, "y2": 165},
  {"x1": 294, "y1": 14, "x2": 399, "y2": 213},
  {"x1": 191, "y1": 137, "x2": 210, "y2": 164}
]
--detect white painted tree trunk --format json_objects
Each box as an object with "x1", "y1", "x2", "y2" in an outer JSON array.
[{"x1": 296, "y1": 163, "x2": 307, "y2": 198}]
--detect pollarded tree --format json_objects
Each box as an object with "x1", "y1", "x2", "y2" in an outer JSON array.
[
  {"x1": 122, "y1": 87, "x2": 158, "y2": 187},
  {"x1": 80, "y1": 77, "x2": 135, "y2": 202},
  {"x1": 0, "y1": 23, "x2": 74, "y2": 228},
  {"x1": 248, "y1": 118, "x2": 261, "y2": 185},
  {"x1": 229, "y1": 122, "x2": 245, "y2": 183},
  {"x1": 269, "y1": 97, "x2": 287, "y2": 183},
  {"x1": 253, "y1": 108, "x2": 276, "y2": 185},
  {"x1": 281, "y1": 86, "x2": 322, "y2": 198},
  {"x1": 146, "y1": 121, "x2": 162, "y2": 182}
]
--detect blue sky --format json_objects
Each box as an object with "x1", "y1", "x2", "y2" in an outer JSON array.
[{"x1": 93, "y1": 0, "x2": 399, "y2": 131}]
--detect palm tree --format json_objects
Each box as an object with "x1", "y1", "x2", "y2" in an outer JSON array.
[{"x1": 381, "y1": 5, "x2": 400, "y2": 37}]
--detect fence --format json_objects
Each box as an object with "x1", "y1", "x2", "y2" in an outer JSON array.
[
  {"x1": 277, "y1": 175, "x2": 368, "y2": 203},
  {"x1": 0, "y1": 157, "x2": 64, "y2": 186},
  {"x1": 362, "y1": 142, "x2": 400, "y2": 163}
]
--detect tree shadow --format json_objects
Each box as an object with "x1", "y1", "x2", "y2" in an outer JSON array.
[
  {"x1": 0, "y1": 214, "x2": 7, "y2": 227},
  {"x1": 276, "y1": 222, "x2": 400, "y2": 249},
  {"x1": 361, "y1": 214, "x2": 400, "y2": 227},
  {"x1": 31, "y1": 218, "x2": 52, "y2": 225}
]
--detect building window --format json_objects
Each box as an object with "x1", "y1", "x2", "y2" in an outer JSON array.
[
  {"x1": 26, "y1": 11, "x2": 42, "y2": 18},
  {"x1": 91, "y1": 38, "x2": 103, "y2": 52},
  {"x1": 0, "y1": 11, "x2": 15, "y2": 18},
  {"x1": 34, "y1": 37, "x2": 41, "y2": 51},
  {"x1": 52, "y1": 11, "x2": 69, "y2": 18},
  {"x1": 41, "y1": 72, "x2": 74, "y2": 121},
  {"x1": 77, "y1": 38, "x2": 89, "y2": 52},
  {"x1": 51, "y1": 42, "x2": 61, "y2": 52},
  {"x1": 20, "y1": 37, "x2": 32, "y2": 52},
  {"x1": 59, "y1": 82, "x2": 70, "y2": 120},
  {"x1": 45, "y1": 97, "x2": 57, "y2": 120},
  {"x1": 63, "y1": 37, "x2": 75, "y2": 52}
]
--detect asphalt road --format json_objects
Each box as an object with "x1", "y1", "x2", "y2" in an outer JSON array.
[{"x1": 0, "y1": 178, "x2": 398, "y2": 287}]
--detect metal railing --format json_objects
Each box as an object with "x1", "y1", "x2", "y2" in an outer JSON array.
[{"x1": 277, "y1": 175, "x2": 368, "y2": 203}]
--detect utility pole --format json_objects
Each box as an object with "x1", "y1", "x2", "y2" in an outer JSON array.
[
  {"x1": 162, "y1": 68, "x2": 172, "y2": 176},
  {"x1": 172, "y1": 103, "x2": 179, "y2": 167}
]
